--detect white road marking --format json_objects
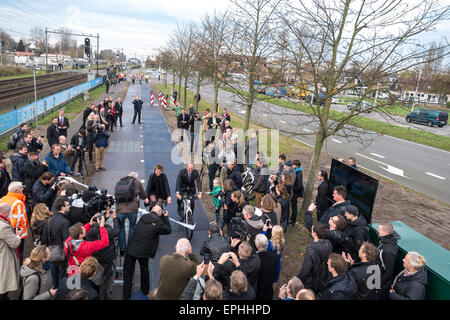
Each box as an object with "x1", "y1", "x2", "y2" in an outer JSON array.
[
  {"x1": 302, "y1": 128, "x2": 311, "y2": 132},
  {"x1": 370, "y1": 153, "x2": 385, "y2": 159},
  {"x1": 280, "y1": 120, "x2": 287, "y2": 124},
  {"x1": 238, "y1": 110, "x2": 245, "y2": 114},
  {"x1": 331, "y1": 138, "x2": 342, "y2": 144},
  {"x1": 263, "y1": 114, "x2": 268, "y2": 117},
  {"x1": 358, "y1": 165, "x2": 393, "y2": 181},
  {"x1": 425, "y1": 172, "x2": 446, "y2": 180},
  {"x1": 294, "y1": 138, "x2": 315, "y2": 148},
  {"x1": 355, "y1": 152, "x2": 409, "y2": 178}
]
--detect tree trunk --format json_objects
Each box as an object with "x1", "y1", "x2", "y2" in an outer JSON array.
[
  {"x1": 213, "y1": 81, "x2": 219, "y2": 113},
  {"x1": 299, "y1": 129, "x2": 326, "y2": 219},
  {"x1": 172, "y1": 71, "x2": 176, "y2": 94},
  {"x1": 195, "y1": 73, "x2": 201, "y2": 111},
  {"x1": 184, "y1": 76, "x2": 188, "y2": 109},
  {"x1": 178, "y1": 75, "x2": 182, "y2": 105}
]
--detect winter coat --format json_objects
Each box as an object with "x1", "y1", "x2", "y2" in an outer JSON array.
[
  {"x1": 116, "y1": 178, "x2": 147, "y2": 214},
  {"x1": 126, "y1": 213, "x2": 171, "y2": 258},
  {"x1": 298, "y1": 239, "x2": 333, "y2": 293},
  {"x1": 227, "y1": 165, "x2": 243, "y2": 190},
  {"x1": 200, "y1": 234, "x2": 231, "y2": 263},
  {"x1": 261, "y1": 230, "x2": 285, "y2": 283},
  {"x1": 132, "y1": 99, "x2": 143, "y2": 111},
  {"x1": 70, "y1": 133, "x2": 87, "y2": 149},
  {"x1": 86, "y1": 217, "x2": 120, "y2": 266},
  {"x1": 390, "y1": 267, "x2": 427, "y2": 300},
  {"x1": 325, "y1": 229, "x2": 346, "y2": 254},
  {"x1": 277, "y1": 196, "x2": 290, "y2": 225},
  {"x1": 20, "y1": 265, "x2": 53, "y2": 300},
  {"x1": 31, "y1": 218, "x2": 47, "y2": 241},
  {"x1": 245, "y1": 215, "x2": 264, "y2": 245},
  {"x1": 146, "y1": 173, "x2": 171, "y2": 200},
  {"x1": 0, "y1": 168, "x2": 11, "y2": 198},
  {"x1": 44, "y1": 151, "x2": 70, "y2": 176},
  {"x1": 345, "y1": 215, "x2": 369, "y2": 260},
  {"x1": 293, "y1": 167, "x2": 304, "y2": 197},
  {"x1": 23, "y1": 159, "x2": 47, "y2": 195},
  {"x1": 31, "y1": 179, "x2": 57, "y2": 208},
  {"x1": 0, "y1": 192, "x2": 29, "y2": 239},
  {"x1": 10, "y1": 152, "x2": 27, "y2": 182},
  {"x1": 40, "y1": 211, "x2": 70, "y2": 248},
  {"x1": 315, "y1": 180, "x2": 329, "y2": 217},
  {"x1": 156, "y1": 252, "x2": 200, "y2": 300},
  {"x1": 256, "y1": 250, "x2": 278, "y2": 300},
  {"x1": 55, "y1": 276, "x2": 100, "y2": 300},
  {"x1": 348, "y1": 262, "x2": 379, "y2": 300},
  {"x1": 0, "y1": 217, "x2": 21, "y2": 294},
  {"x1": 320, "y1": 272, "x2": 357, "y2": 300},
  {"x1": 64, "y1": 222, "x2": 109, "y2": 276},
  {"x1": 180, "y1": 276, "x2": 206, "y2": 300},
  {"x1": 253, "y1": 166, "x2": 268, "y2": 194},
  {"x1": 319, "y1": 200, "x2": 351, "y2": 228},
  {"x1": 209, "y1": 186, "x2": 223, "y2": 209},
  {"x1": 378, "y1": 232, "x2": 400, "y2": 289},
  {"x1": 93, "y1": 130, "x2": 110, "y2": 148},
  {"x1": 202, "y1": 112, "x2": 211, "y2": 131}
]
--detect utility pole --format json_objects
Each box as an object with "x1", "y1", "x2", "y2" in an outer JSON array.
[
  {"x1": 96, "y1": 33, "x2": 99, "y2": 77},
  {"x1": 45, "y1": 28, "x2": 48, "y2": 73}
]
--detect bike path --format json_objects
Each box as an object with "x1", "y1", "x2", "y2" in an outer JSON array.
[{"x1": 90, "y1": 80, "x2": 210, "y2": 299}]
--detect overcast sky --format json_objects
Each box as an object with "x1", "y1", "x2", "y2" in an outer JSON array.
[{"x1": 0, "y1": 0, "x2": 448, "y2": 64}]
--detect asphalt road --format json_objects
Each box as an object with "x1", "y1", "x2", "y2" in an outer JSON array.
[
  {"x1": 162, "y1": 73, "x2": 449, "y2": 204},
  {"x1": 90, "y1": 80, "x2": 209, "y2": 299}
]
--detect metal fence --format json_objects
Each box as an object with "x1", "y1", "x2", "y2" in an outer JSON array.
[{"x1": 0, "y1": 76, "x2": 104, "y2": 135}]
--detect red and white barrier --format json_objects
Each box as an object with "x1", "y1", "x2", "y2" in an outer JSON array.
[
  {"x1": 162, "y1": 95, "x2": 167, "y2": 109},
  {"x1": 150, "y1": 93, "x2": 154, "y2": 105}
]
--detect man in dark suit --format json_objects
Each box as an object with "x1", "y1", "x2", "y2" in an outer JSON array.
[
  {"x1": 315, "y1": 170, "x2": 329, "y2": 221},
  {"x1": 175, "y1": 163, "x2": 202, "y2": 218},
  {"x1": 46, "y1": 117, "x2": 60, "y2": 147},
  {"x1": 114, "y1": 97, "x2": 124, "y2": 127},
  {"x1": 132, "y1": 96, "x2": 143, "y2": 124},
  {"x1": 177, "y1": 109, "x2": 189, "y2": 142},
  {"x1": 57, "y1": 110, "x2": 70, "y2": 137}
]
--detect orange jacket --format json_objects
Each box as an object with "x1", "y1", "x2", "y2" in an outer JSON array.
[{"x1": 0, "y1": 192, "x2": 29, "y2": 239}]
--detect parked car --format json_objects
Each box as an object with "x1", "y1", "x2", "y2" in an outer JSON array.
[
  {"x1": 265, "y1": 87, "x2": 283, "y2": 98},
  {"x1": 331, "y1": 96, "x2": 339, "y2": 104},
  {"x1": 406, "y1": 109, "x2": 448, "y2": 127},
  {"x1": 347, "y1": 101, "x2": 373, "y2": 113},
  {"x1": 306, "y1": 93, "x2": 326, "y2": 105}
]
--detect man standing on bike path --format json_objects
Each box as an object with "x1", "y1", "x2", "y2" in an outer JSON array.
[{"x1": 175, "y1": 163, "x2": 202, "y2": 221}]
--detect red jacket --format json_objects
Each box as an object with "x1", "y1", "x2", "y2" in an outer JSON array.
[{"x1": 64, "y1": 222, "x2": 109, "y2": 276}]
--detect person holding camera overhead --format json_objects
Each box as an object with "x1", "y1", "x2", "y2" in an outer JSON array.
[
  {"x1": 122, "y1": 204, "x2": 171, "y2": 300},
  {"x1": 64, "y1": 214, "x2": 109, "y2": 277}
]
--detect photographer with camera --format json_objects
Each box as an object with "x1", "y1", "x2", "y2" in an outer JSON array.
[
  {"x1": 93, "y1": 124, "x2": 110, "y2": 172},
  {"x1": 115, "y1": 172, "x2": 149, "y2": 256},
  {"x1": 223, "y1": 190, "x2": 246, "y2": 237},
  {"x1": 123, "y1": 204, "x2": 171, "y2": 300},
  {"x1": 64, "y1": 214, "x2": 109, "y2": 278},
  {"x1": 31, "y1": 172, "x2": 57, "y2": 209},
  {"x1": 44, "y1": 144, "x2": 71, "y2": 177},
  {"x1": 85, "y1": 207, "x2": 120, "y2": 300},
  {"x1": 70, "y1": 129, "x2": 87, "y2": 175}
]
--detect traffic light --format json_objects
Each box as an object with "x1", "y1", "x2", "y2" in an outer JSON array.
[{"x1": 84, "y1": 38, "x2": 90, "y2": 57}]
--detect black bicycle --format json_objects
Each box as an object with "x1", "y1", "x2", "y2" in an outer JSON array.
[
  {"x1": 241, "y1": 166, "x2": 255, "y2": 200},
  {"x1": 180, "y1": 194, "x2": 198, "y2": 240}
]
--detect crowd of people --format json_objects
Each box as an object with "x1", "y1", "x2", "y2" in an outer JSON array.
[{"x1": 0, "y1": 89, "x2": 429, "y2": 301}]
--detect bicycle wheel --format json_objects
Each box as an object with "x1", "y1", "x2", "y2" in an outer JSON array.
[{"x1": 185, "y1": 209, "x2": 193, "y2": 240}]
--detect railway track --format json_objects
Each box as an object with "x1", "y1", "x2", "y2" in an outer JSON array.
[{"x1": 0, "y1": 73, "x2": 88, "y2": 110}]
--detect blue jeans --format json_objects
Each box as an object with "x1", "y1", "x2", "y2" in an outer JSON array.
[
  {"x1": 190, "y1": 132, "x2": 198, "y2": 153},
  {"x1": 118, "y1": 213, "x2": 138, "y2": 252},
  {"x1": 215, "y1": 207, "x2": 221, "y2": 224},
  {"x1": 208, "y1": 164, "x2": 219, "y2": 191}
]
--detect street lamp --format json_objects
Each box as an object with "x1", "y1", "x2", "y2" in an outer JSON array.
[{"x1": 29, "y1": 43, "x2": 38, "y2": 129}]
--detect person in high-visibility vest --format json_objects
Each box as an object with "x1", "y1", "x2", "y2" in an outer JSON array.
[{"x1": 0, "y1": 181, "x2": 28, "y2": 262}]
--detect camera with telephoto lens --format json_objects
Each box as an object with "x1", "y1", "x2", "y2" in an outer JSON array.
[
  {"x1": 84, "y1": 185, "x2": 115, "y2": 215},
  {"x1": 148, "y1": 200, "x2": 163, "y2": 211},
  {"x1": 93, "y1": 123, "x2": 104, "y2": 133},
  {"x1": 230, "y1": 216, "x2": 249, "y2": 241}
]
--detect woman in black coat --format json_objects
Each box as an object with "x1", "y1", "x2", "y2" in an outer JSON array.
[
  {"x1": 145, "y1": 164, "x2": 172, "y2": 207},
  {"x1": 390, "y1": 252, "x2": 427, "y2": 300},
  {"x1": 275, "y1": 184, "x2": 290, "y2": 232}
]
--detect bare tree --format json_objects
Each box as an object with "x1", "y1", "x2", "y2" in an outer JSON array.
[
  {"x1": 219, "y1": 0, "x2": 283, "y2": 142},
  {"x1": 276, "y1": 0, "x2": 450, "y2": 216},
  {"x1": 200, "y1": 10, "x2": 230, "y2": 112}
]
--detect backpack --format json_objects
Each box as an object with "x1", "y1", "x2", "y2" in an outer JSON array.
[
  {"x1": 114, "y1": 177, "x2": 136, "y2": 203},
  {"x1": 7, "y1": 133, "x2": 19, "y2": 149}
]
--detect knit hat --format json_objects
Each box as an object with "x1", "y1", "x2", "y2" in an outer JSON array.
[{"x1": 284, "y1": 160, "x2": 293, "y2": 167}]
